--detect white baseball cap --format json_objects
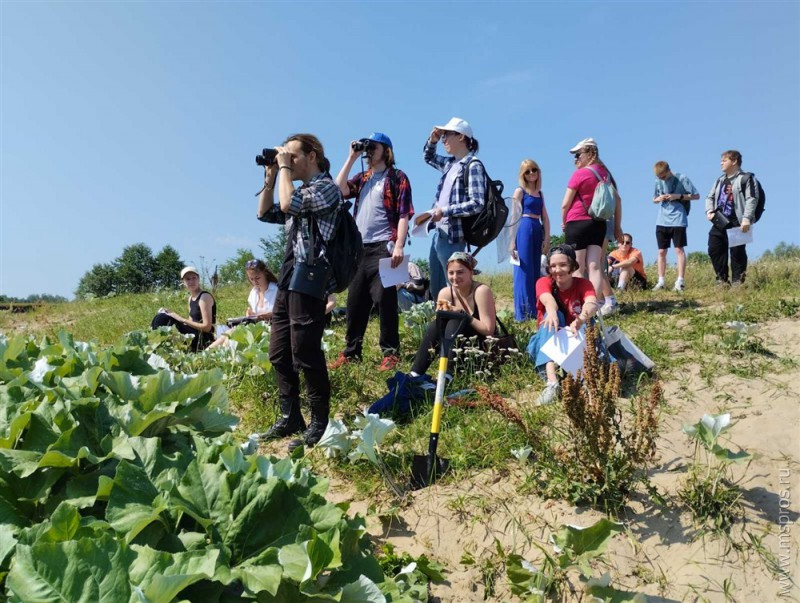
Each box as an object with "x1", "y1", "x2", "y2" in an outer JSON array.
[
  {"x1": 569, "y1": 138, "x2": 597, "y2": 153},
  {"x1": 435, "y1": 117, "x2": 474, "y2": 139},
  {"x1": 180, "y1": 266, "x2": 199, "y2": 279}
]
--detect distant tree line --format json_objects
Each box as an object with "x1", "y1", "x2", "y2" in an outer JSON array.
[
  {"x1": 75, "y1": 243, "x2": 184, "y2": 300},
  {"x1": 0, "y1": 293, "x2": 68, "y2": 304}
]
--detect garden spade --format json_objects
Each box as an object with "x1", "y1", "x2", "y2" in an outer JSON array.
[{"x1": 411, "y1": 310, "x2": 470, "y2": 489}]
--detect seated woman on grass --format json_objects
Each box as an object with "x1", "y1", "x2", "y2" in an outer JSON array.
[
  {"x1": 526, "y1": 245, "x2": 600, "y2": 405},
  {"x1": 150, "y1": 266, "x2": 216, "y2": 351},
  {"x1": 209, "y1": 259, "x2": 278, "y2": 349},
  {"x1": 409, "y1": 252, "x2": 496, "y2": 381}
]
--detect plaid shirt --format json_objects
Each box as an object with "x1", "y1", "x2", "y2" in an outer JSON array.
[
  {"x1": 345, "y1": 166, "x2": 414, "y2": 242},
  {"x1": 259, "y1": 173, "x2": 342, "y2": 262},
  {"x1": 423, "y1": 140, "x2": 487, "y2": 243}
]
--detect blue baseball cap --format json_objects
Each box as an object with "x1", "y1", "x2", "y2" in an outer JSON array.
[{"x1": 367, "y1": 132, "x2": 392, "y2": 149}]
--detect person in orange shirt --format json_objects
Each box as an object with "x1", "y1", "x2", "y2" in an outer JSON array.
[{"x1": 608, "y1": 234, "x2": 647, "y2": 290}]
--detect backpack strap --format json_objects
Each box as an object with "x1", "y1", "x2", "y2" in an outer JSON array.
[{"x1": 586, "y1": 166, "x2": 605, "y2": 183}]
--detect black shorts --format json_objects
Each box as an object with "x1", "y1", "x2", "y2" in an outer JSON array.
[
  {"x1": 630, "y1": 271, "x2": 648, "y2": 289},
  {"x1": 656, "y1": 226, "x2": 687, "y2": 249},
  {"x1": 565, "y1": 219, "x2": 606, "y2": 250}
]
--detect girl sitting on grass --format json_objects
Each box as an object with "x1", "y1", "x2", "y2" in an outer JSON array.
[
  {"x1": 151, "y1": 266, "x2": 216, "y2": 351},
  {"x1": 208, "y1": 259, "x2": 278, "y2": 349},
  {"x1": 409, "y1": 252, "x2": 497, "y2": 380},
  {"x1": 526, "y1": 245, "x2": 600, "y2": 405}
]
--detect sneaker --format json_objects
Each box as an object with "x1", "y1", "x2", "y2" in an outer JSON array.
[
  {"x1": 328, "y1": 353, "x2": 350, "y2": 370},
  {"x1": 599, "y1": 299, "x2": 618, "y2": 317},
  {"x1": 673, "y1": 280, "x2": 685, "y2": 292},
  {"x1": 535, "y1": 381, "x2": 561, "y2": 406},
  {"x1": 378, "y1": 355, "x2": 399, "y2": 372},
  {"x1": 715, "y1": 279, "x2": 731, "y2": 288},
  {"x1": 652, "y1": 280, "x2": 665, "y2": 291}
]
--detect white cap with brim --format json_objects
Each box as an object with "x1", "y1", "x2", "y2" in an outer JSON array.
[
  {"x1": 180, "y1": 266, "x2": 199, "y2": 279},
  {"x1": 435, "y1": 117, "x2": 474, "y2": 139},
  {"x1": 569, "y1": 138, "x2": 597, "y2": 153}
]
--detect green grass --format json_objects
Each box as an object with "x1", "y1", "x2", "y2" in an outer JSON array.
[{"x1": 2, "y1": 255, "x2": 799, "y2": 501}]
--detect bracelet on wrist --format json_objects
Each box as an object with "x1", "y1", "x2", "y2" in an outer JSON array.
[{"x1": 279, "y1": 165, "x2": 293, "y2": 172}]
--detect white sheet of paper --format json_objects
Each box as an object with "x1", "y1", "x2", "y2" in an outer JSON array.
[
  {"x1": 727, "y1": 226, "x2": 753, "y2": 248},
  {"x1": 540, "y1": 329, "x2": 586, "y2": 377},
  {"x1": 509, "y1": 254, "x2": 520, "y2": 267},
  {"x1": 411, "y1": 213, "x2": 433, "y2": 238},
  {"x1": 379, "y1": 255, "x2": 411, "y2": 287}
]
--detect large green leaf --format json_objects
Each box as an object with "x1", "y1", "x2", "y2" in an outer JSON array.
[
  {"x1": 552, "y1": 519, "x2": 623, "y2": 569},
  {"x1": 340, "y1": 575, "x2": 387, "y2": 603},
  {"x1": 128, "y1": 545, "x2": 219, "y2": 603},
  {"x1": 6, "y1": 534, "x2": 132, "y2": 603},
  {"x1": 106, "y1": 460, "x2": 169, "y2": 542},
  {"x1": 39, "y1": 501, "x2": 81, "y2": 543},
  {"x1": 0, "y1": 524, "x2": 17, "y2": 565}
]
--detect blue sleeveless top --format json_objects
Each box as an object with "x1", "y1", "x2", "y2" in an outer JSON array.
[{"x1": 522, "y1": 191, "x2": 544, "y2": 216}]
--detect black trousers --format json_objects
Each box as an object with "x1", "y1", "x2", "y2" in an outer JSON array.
[
  {"x1": 269, "y1": 289, "x2": 330, "y2": 416},
  {"x1": 343, "y1": 242, "x2": 400, "y2": 358},
  {"x1": 411, "y1": 317, "x2": 481, "y2": 376},
  {"x1": 708, "y1": 225, "x2": 747, "y2": 284},
  {"x1": 150, "y1": 313, "x2": 213, "y2": 351}
]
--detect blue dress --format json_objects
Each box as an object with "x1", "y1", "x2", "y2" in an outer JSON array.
[{"x1": 513, "y1": 191, "x2": 544, "y2": 321}]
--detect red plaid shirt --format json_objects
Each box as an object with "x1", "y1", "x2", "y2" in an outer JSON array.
[{"x1": 345, "y1": 167, "x2": 414, "y2": 243}]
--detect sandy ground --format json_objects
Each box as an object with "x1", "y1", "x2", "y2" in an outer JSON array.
[{"x1": 324, "y1": 317, "x2": 800, "y2": 602}]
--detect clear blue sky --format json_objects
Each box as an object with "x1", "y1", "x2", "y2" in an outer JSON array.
[{"x1": 2, "y1": 1, "x2": 798, "y2": 299}]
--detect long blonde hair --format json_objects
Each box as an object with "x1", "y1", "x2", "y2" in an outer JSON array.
[{"x1": 518, "y1": 159, "x2": 542, "y2": 193}]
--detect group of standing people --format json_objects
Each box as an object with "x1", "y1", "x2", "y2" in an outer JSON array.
[{"x1": 149, "y1": 119, "x2": 763, "y2": 447}]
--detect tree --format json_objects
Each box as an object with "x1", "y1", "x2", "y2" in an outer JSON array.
[
  {"x1": 218, "y1": 248, "x2": 257, "y2": 285},
  {"x1": 153, "y1": 245, "x2": 184, "y2": 289},
  {"x1": 75, "y1": 262, "x2": 117, "y2": 299},
  {"x1": 259, "y1": 227, "x2": 289, "y2": 275},
  {"x1": 114, "y1": 243, "x2": 158, "y2": 294}
]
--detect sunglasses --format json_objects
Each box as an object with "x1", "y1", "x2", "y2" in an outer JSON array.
[
  {"x1": 245, "y1": 259, "x2": 264, "y2": 269},
  {"x1": 441, "y1": 131, "x2": 459, "y2": 140},
  {"x1": 572, "y1": 153, "x2": 582, "y2": 161},
  {"x1": 621, "y1": 241, "x2": 632, "y2": 245},
  {"x1": 525, "y1": 168, "x2": 539, "y2": 175}
]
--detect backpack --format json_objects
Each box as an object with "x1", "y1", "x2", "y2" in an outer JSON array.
[
  {"x1": 325, "y1": 200, "x2": 364, "y2": 292},
  {"x1": 740, "y1": 172, "x2": 766, "y2": 223},
  {"x1": 579, "y1": 166, "x2": 616, "y2": 221},
  {"x1": 459, "y1": 158, "x2": 508, "y2": 253}
]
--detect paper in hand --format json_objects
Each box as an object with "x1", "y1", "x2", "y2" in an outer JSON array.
[
  {"x1": 411, "y1": 213, "x2": 433, "y2": 238},
  {"x1": 726, "y1": 226, "x2": 753, "y2": 248},
  {"x1": 378, "y1": 255, "x2": 411, "y2": 287},
  {"x1": 540, "y1": 328, "x2": 586, "y2": 377}
]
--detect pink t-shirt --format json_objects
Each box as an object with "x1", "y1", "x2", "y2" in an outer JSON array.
[{"x1": 565, "y1": 164, "x2": 610, "y2": 223}]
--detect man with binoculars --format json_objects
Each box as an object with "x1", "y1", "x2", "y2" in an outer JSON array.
[
  {"x1": 256, "y1": 133, "x2": 341, "y2": 449},
  {"x1": 329, "y1": 132, "x2": 413, "y2": 372}
]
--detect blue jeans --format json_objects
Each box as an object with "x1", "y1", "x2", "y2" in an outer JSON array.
[
  {"x1": 526, "y1": 311, "x2": 566, "y2": 371},
  {"x1": 429, "y1": 228, "x2": 465, "y2": 298},
  {"x1": 526, "y1": 311, "x2": 612, "y2": 375}
]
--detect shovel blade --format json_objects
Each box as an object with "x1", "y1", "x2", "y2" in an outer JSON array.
[{"x1": 410, "y1": 454, "x2": 449, "y2": 490}]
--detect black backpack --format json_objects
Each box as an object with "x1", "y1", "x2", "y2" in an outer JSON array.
[
  {"x1": 459, "y1": 158, "x2": 508, "y2": 254},
  {"x1": 325, "y1": 200, "x2": 364, "y2": 293},
  {"x1": 740, "y1": 172, "x2": 766, "y2": 223}
]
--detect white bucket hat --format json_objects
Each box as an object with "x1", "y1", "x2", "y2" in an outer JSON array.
[
  {"x1": 569, "y1": 137, "x2": 597, "y2": 153},
  {"x1": 435, "y1": 117, "x2": 474, "y2": 139}
]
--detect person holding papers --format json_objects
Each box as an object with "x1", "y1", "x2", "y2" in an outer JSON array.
[
  {"x1": 330, "y1": 132, "x2": 414, "y2": 372},
  {"x1": 526, "y1": 245, "x2": 600, "y2": 406}
]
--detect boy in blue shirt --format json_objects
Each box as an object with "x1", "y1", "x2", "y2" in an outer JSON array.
[{"x1": 652, "y1": 161, "x2": 699, "y2": 291}]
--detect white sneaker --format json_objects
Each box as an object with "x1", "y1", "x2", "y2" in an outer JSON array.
[
  {"x1": 535, "y1": 381, "x2": 561, "y2": 406},
  {"x1": 673, "y1": 281, "x2": 685, "y2": 292},
  {"x1": 599, "y1": 299, "x2": 619, "y2": 317},
  {"x1": 652, "y1": 281, "x2": 665, "y2": 291}
]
